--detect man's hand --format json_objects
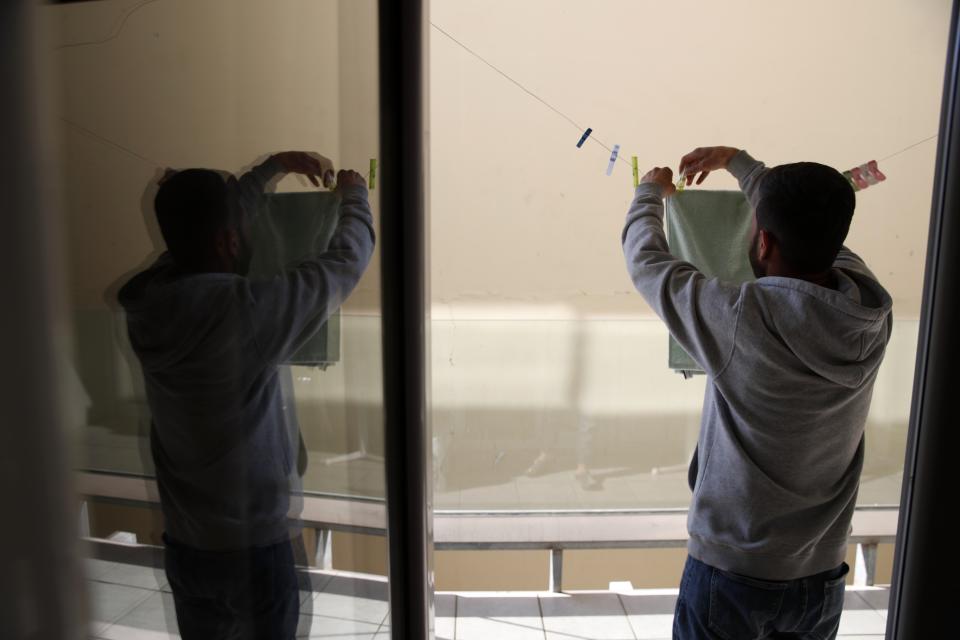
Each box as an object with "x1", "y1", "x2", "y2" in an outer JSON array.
[
  {"x1": 335, "y1": 169, "x2": 366, "y2": 191},
  {"x1": 272, "y1": 151, "x2": 335, "y2": 188},
  {"x1": 641, "y1": 166, "x2": 677, "y2": 198},
  {"x1": 678, "y1": 146, "x2": 739, "y2": 187}
]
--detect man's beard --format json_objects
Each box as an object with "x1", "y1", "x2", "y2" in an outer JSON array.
[{"x1": 748, "y1": 232, "x2": 766, "y2": 279}]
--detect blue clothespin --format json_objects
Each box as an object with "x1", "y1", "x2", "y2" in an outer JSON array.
[{"x1": 576, "y1": 128, "x2": 593, "y2": 148}]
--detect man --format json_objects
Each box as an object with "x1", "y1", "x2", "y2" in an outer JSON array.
[
  {"x1": 118, "y1": 151, "x2": 375, "y2": 639},
  {"x1": 622, "y1": 146, "x2": 892, "y2": 640}
]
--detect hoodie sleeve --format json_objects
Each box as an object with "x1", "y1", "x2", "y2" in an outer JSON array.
[
  {"x1": 622, "y1": 183, "x2": 743, "y2": 378},
  {"x1": 727, "y1": 149, "x2": 768, "y2": 207},
  {"x1": 246, "y1": 184, "x2": 376, "y2": 365},
  {"x1": 236, "y1": 156, "x2": 284, "y2": 221}
]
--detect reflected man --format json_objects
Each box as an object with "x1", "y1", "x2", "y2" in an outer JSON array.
[
  {"x1": 623, "y1": 147, "x2": 892, "y2": 640},
  {"x1": 118, "y1": 152, "x2": 375, "y2": 639}
]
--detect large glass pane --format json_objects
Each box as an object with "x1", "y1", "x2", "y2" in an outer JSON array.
[
  {"x1": 47, "y1": 1, "x2": 390, "y2": 636},
  {"x1": 429, "y1": 0, "x2": 952, "y2": 592}
]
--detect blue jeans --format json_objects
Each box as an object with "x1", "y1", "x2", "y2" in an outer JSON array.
[
  {"x1": 163, "y1": 534, "x2": 300, "y2": 640},
  {"x1": 673, "y1": 555, "x2": 849, "y2": 640}
]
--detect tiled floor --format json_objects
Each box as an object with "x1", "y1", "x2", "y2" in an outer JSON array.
[{"x1": 85, "y1": 559, "x2": 890, "y2": 639}]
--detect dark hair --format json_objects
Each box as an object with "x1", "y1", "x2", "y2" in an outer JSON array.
[
  {"x1": 154, "y1": 169, "x2": 240, "y2": 270},
  {"x1": 755, "y1": 162, "x2": 855, "y2": 273}
]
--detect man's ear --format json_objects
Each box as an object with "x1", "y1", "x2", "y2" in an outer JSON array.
[
  {"x1": 222, "y1": 228, "x2": 241, "y2": 258},
  {"x1": 758, "y1": 228, "x2": 774, "y2": 261}
]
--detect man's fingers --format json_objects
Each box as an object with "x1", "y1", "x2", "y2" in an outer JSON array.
[
  {"x1": 696, "y1": 170, "x2": 711, "y2": 185},
  {"x1": 678, "y1": 150, "x2": 703, "y2": 176},
  {"x1": 307, "y1": 174, "x2": 320, "y2": 187},
  {"x1": 680, "y1": 160, "x2": 700, "y2": 179}
]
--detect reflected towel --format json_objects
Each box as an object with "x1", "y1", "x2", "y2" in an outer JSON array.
[
  {"x1": 249, "y1": 191, "x2": 342, "y2": 367},
  {"x1": 665, "y1": 190, "x2": 755, "y2": 375}
]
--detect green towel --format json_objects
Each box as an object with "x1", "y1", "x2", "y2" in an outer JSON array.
[
  {"x1": 248, "y1": 191, "x2": 341, "y2": 368},
  {"x1": 665, "y1": 190, "x2": 755, "y2": 375}
]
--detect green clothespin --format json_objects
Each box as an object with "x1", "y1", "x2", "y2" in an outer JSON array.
[
  {"x1": 632, "y1": 156, "x2": 639, "y2": 188},
  {"x1": 369, "y1": 159, "x2": 377, "y2": 190}
]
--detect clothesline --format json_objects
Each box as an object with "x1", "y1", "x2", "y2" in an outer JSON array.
[{"x1": 56, "y1": 13, "x2": 940, "y2": 179}]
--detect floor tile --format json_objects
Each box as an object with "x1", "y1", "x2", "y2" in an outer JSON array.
[
  {"x1": 100, "y1": 591, "x2": 179, "y2": 640},
  {"x1": 311, "y1": 586, "x2": 389, "y2": 626},
  {"x1": 540, "y1": 593, "x2": 635, "y2": 639},
  {"x1": 457, "y1": 595, "x2": 542, "y2": 618},
  {"x1": 296, "y1": 613, "x2": 381, "y2": 638},
  {"x1": 625, "y1": 612, "x2": 673, "y2": 639},
  {"x1": 838, "y1": 609, "x2": 888, "y2": 636},
  {"x1": 435, "y1": 616, "x2": 455, "y2": 640},
  {"x1": 87, "y1": 582, "x2": 156, "y2": 633},
  {"x1": 457, "y1": 615, "x2": 545, "y2": 639},
  {"x1": 84, "y1": 559, "x2": 122, "y2": 581},
  {"x1": 851, "y1": 588, "x2": 890, "y2": 612},
  {"x1": 618, "y1": 593, "x2": 676, "y2": 615},
  {"x1": 100, "y1": 562, "x2": 168, "y2": 591}
]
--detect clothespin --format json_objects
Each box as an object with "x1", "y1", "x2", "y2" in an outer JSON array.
[
  {"x1": 675, "y1": 173, "x2": 685, "y2": 193},
  {"x1": 864, "y1": 159, "x2": 886, "y2": 182},
  {"x1": 844, "y1": 160, "x2": 885, "y2": 192},
  {"x1": 368, "y1": 159, "x2": 377, "y2": 190},
  {"x1": 606, "y1": 144, "x2": 620, "y2": 176},
  {"x1": 576, "y1": 128, "x2": 593, "y2": 148},
  {"x1": 632, "y1": 156, "x2": 639, "y2": 188}
]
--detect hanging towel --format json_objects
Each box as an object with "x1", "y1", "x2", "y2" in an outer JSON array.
[
  {"x1": 665, "y1": 190, "x2": 755, "y2": 376},
  {"x1": 249, "y1": 191, "x2": 342, "y2": 367}
]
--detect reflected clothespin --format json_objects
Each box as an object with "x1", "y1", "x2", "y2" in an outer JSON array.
[
  {"x1": 576, "y1": 127, "x2": 593, "y2": 148},
  {"x1": 606, "y1": 144, "x2": 620, "y2": 176},
  {"x1": 843, "y1": 159, "x2": 885, "y2": 192},
  {"x1": 368, "y1": 159, "x2": 377, "y2": 190}
]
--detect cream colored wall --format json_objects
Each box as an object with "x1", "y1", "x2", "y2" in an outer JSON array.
[
  {"x1": 429, "y1": 0, "x2": 950, "y2": 317},
  {"x1": 48, "y1": 0, "x2": 379, "y2": 311}
]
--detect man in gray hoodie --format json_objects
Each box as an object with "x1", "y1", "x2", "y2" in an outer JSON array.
[
  {"x1": 622, "y1": 146, "x2": 892, "y2": 640},
  {"x1": 118, "y1": 152, "x2": 376, "y2": 639}
]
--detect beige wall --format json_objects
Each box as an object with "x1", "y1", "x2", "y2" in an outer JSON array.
[
  {"x1": 47, "y1": 0, "x2": 380, "y2": 311},
  {"x1": 430, "y1": 0, "x2": 951, "y2": 317}
]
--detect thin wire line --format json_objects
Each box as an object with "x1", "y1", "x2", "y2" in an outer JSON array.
[
  {"x1": 61, "y1": 117, "x2": 163, "y2": 168},
  {"x1": 55, "y1": 9, "x2": 937, "y2": 177},
  {"x1": 55, "y1": 0, "x2": 162, "y2": 51},
  {"x1": 430, "y1": 21, "x2": 631, "y2": 166},
  {"x1": 877, "y1": 134, "x2": 938, "y2": 162}
]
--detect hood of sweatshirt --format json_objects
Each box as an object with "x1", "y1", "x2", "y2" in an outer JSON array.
[
  {"x1": 117, "y1": 253, "x2": 246, "y2": 373},
  {"x1": 752, "y1": 266, "x2": 893, "y2": 389}
]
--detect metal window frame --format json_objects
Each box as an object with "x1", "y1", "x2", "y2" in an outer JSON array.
[
  {"x1": 378, "y1": 1, "x2": 433, "y2": 638},
  {"x1": 886, "y1": 1, "x2": 960, "y2": 637}
]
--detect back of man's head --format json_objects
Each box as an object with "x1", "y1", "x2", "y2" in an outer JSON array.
[
  {"x1": 155, "y1": 168, "x2": 239, "y2": 271},
  {"x1": 756, "y1": 162, "x2": 856, "y2": 274}
]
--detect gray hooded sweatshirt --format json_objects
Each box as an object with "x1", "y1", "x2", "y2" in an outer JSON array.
[
  {"x1": 118, "y1": 158, "x2": 375, "y2": 551},
  {"x1": 622, "y1": 150, "x2": 893, "y2": 580}
]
